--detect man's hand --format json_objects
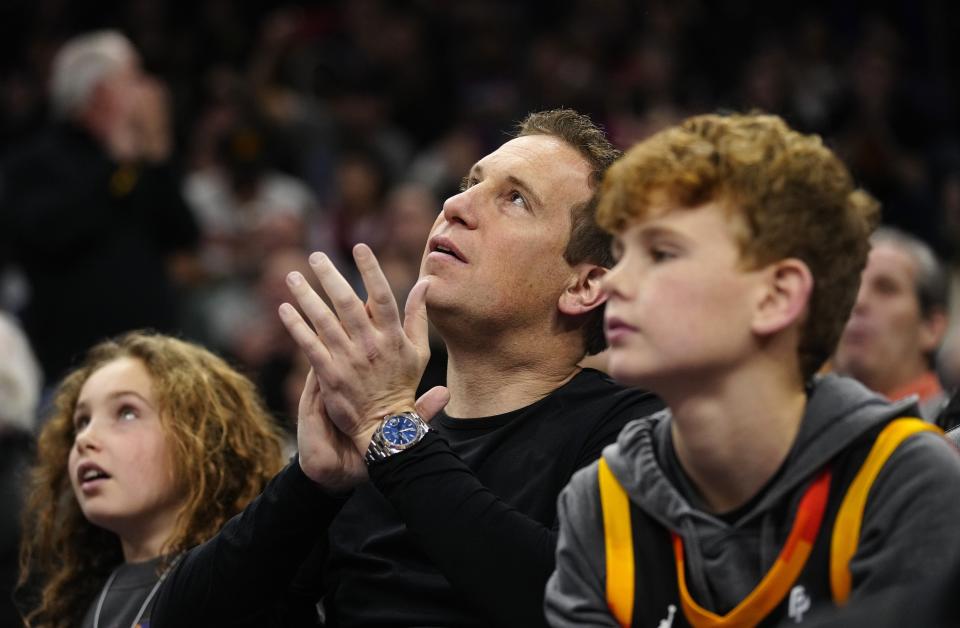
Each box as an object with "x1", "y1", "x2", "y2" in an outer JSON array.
[
  {"x1": 131, "y1": 77, "x2": 172, "y2": 162},
  {"x1": 295, "y1": 368, "x2": 367, "y2": 491},
  {"x1": 279, "y1": 243, "x2": 432, "y2": 456}
]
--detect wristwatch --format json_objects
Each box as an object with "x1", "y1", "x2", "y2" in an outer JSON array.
[{"x1": 364, "y1": 411, "x2": 430, "y2": 465}]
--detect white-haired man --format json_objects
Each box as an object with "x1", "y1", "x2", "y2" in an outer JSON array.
[{"x1": 0, "y1": 30, "x2": 198, "y2": 383}]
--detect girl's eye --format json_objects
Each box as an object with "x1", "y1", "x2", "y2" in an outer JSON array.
[
  {"x1": 73, "y1": 414, "x2": 90, "y2": 431},
  {"x1": 118, "y1": 406, "x2": 138, "y2": 421}
]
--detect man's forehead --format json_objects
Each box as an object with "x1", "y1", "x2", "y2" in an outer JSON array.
[
  {"x1": 472, "y1": 135, "x2": 592, "y2": 204},
  {"x1": 476, "y1": 135, "x2": 586, "y2": 173},
  {"x1": 868, "y1": 242, "x2": 919, "y2": 278}
]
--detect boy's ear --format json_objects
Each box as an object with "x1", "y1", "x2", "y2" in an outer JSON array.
[
  {"x1": 558, "y1": 263, "x2": 608, "y2": 316},
  {"x1": 751, "y1": 258, "x2": 813, "y2": 336}
]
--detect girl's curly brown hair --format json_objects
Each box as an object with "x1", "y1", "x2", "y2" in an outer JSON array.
[{"x1": 17, "y1": 331, "x2": 286, "y2": 628}]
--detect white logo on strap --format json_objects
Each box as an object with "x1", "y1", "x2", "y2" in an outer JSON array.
[
  {"x1": 657, "y1": 604, "x2": 676, "y2": 628},
  {"x1": 788, "y1": 585, "x2": 811, "y2": 623}
]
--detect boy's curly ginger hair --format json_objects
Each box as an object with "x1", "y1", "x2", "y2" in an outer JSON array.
[{"x1": 598, "y1": 112, "x2": 880, "y2": 379}]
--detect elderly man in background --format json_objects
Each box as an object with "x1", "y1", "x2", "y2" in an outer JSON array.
[
  {"x1": 833, "y1": 226, "x2": 949, "y2": 420},
  {"x1": 0, "y1": 30, "x2": 198, "y2": 384}
]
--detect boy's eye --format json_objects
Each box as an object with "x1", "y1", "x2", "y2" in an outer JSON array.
[
  {"x1": 611, "y1": 239, "x2": 624, "y2": 262},
  {"x1": 650, "y1": 247, "x2": 675, "y2": 262}
]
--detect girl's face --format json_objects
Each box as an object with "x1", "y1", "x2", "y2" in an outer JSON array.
[{"x1": 68, "y1": 357, "x2": 184, "y2": 558}]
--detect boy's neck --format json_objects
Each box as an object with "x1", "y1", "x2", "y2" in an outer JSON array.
[{"x1": 666, "y1": 359, "x2": 807, "y2": 515}]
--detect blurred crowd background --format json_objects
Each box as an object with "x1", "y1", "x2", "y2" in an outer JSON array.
[{"x1": 0, "y1": 0, "x2": 958, "y2": 427}]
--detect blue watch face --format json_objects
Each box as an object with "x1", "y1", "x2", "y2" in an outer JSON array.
[{"x1": 382, "y1": 415, "x2": 419, "y2": 446}]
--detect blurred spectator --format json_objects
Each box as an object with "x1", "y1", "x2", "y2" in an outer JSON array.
[
  {"x1": 375, "y1": 182, "x2": 448, "y2": 394},
  {"x1": 0, "y1": 313, "x2": 40, "y2": 628},
  {"x1": 180, "y1": 115, "x2": 319, "y2": 357},
  {"x1": 407, "y1": 124, "x2": 484, "y2": 202},
  {"x1": 833, "y1": 227, "x2": 949, "y2": 420},
  {"x1": 226, "y1": 246, "x2": 317, "y2": 426},
  {"x1": 376, "y1": 182, "x2": 439, "y2": 305},
  {"x1": 0, "y1": 30, "x2": 199, "y2": 385},
  {"x1": 185, "y1": 119, "x2": 315, "y2": 278},
  {"x1": 326, "y1": 145, "x2": 392, "y2": 282}
]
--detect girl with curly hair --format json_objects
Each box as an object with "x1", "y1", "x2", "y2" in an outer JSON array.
[{"x1": 17, "y1": 331, "x2": 286, "y2": 628}]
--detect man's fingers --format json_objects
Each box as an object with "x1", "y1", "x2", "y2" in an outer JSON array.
[
  {"x1": 354, "y1": 243, "x2": 401, "y2": 330},
  {"x1": 403, "y1": 279, "x2": 431, "y2": 351},
  {"x1": 415, "y1": 386, "x2": 451, "y2": 423},
  {"x1": 308, "y1": 252, "x2": 371, "y2": 339},
  {"x1": 279, "y1": 302, "x2": 334, "y2": 373},
  {"x1": 285, "y1": 271, "x2": 351, "y2": 353}
]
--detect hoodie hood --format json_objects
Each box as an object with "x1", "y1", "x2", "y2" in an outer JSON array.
[{"x1": 603, "y1": 374, "x2": 921, "y2": 532}]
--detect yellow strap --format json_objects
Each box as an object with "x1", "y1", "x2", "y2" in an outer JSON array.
[
  {"x1": 599, "y1": 457, "x2": 635, "y2": 627},
  {"x1": 830, "y1": 417, "x2": 942, "y2": 604}
]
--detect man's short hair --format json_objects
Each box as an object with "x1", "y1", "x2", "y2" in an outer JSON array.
[
  {"x1": 515, "y1": 109, "x2": 621, "y2": 356},
  {"x1": 49, "y1": 30, "x2": 137, "y2": 119},
  {"x1": 596, "y1": 112, "x2": 881, "y2": 379},
  {"x1": 871, "y1": 226, "x2": 948, "y2": 319}
]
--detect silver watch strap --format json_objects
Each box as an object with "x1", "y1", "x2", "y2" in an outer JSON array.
[{"x1": 364, "y1": 412, "x2": 429, "y2": 465}]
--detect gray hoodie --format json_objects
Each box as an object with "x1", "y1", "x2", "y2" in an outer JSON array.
[{"x1": 545, "y1": 375, "x2": 960, "y2": 626}]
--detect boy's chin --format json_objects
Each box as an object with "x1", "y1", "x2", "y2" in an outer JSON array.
[{"x1": 607, "y1": 358, "x2": 653, "y2": 389}]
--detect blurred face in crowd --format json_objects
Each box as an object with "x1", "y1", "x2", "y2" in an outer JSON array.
[
  {"x1": 833, "y1": 242, "x2": 942, "y2": 392},
  {"x1": 68, "y1": 357, "x2": 183, "y2": 552},
  {"x1": 419, "y1": 135, "x2": 592, "y2": 336},
  {"x1": 99, "y1": 52, "x2": 144, "y2": 124}
]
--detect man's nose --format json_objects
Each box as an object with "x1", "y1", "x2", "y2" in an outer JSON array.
[
  {"x1": 440, "y1": 188, "x2": 479, "y2": 229},
  {"x1": 851, "y1": 285, "x2": 871, "y2": 313}
]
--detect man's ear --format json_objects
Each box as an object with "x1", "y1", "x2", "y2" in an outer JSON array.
[
  {"x1": 919, "y1": 308, "x2": 948, "y2": 354},
  {"x1": 751, "y1": 258, "x2": 813, "y2": 336},
  {"x1": 558, "y1": 264, "x2": 608, "y2": 316}
]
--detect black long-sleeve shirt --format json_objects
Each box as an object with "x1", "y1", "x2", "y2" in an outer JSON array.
[{"x1": 152, "y1": 368, "x2": 663, "y2": 627}]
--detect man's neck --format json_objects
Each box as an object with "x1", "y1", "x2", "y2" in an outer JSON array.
[
  {"x1": 886, "y1": 369, "x2": 943, "y2": 404},
  {"x1": 441, "y1": 330, "x2": 584, "y2": 418},
  {"x1": 665, "y1": 356, "x2": 807, "y2": 514},
  {"x1": 864, "y1": 359, "x2": 937, "y2": 401}
]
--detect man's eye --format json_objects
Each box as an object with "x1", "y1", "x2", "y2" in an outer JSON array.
[
  {"x1": 508, "y1": 191, "x2": 526, "y2": 208},
  {"x1": 459, "y1": 176, "x2": 478, "y2": 192},
  {"x1": 873, "y1": 277, "x2": 901, "y2": 296}
]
